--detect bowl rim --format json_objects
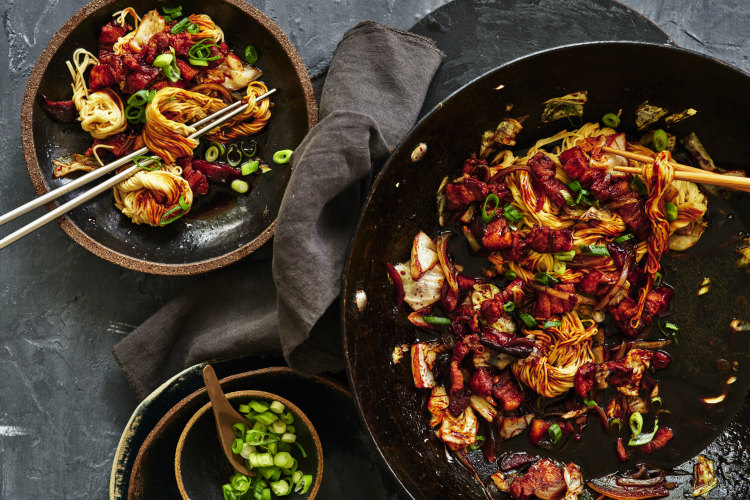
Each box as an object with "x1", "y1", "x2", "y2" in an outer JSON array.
[
  {"x1": 174, "y1": 389, "x2": 324, "y2": 500},
  {"x1": 341, "y1": 40, "x2": 750, "y2": 499},
  {"x1": 20, "y1": 0, "x2": 318, "y2": 275}
]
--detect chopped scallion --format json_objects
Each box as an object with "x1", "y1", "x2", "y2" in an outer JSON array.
[
  {"x1": 231, "y1": 179, "x2": 249, "y2": 194},
  {"x1": 543, "y1": 320, "x2": 562, "y2": 329},
  {"x1": 548, "y1": 423, "x2": 562, "y2": 444},
  {"x1": 653, "y1": 129, "x2": 668, "y2": 152},
  {"x1": 567, "y1": 180, "x2": 583, "y2": 193},
  {"x1": 504, "y1": 269, "x2": 517, "y2": 280},
  {"x1": 245, "y1": 45, "x2": 259, "y2": 65},
  {"x1": 272, "y1": 149, "x2": 293, "y2": 164},
  {"x1": 579, "y1": 244, "x2": 610, "y2": 256},
  {"x1": 518, "y1": 312, "x2": 537, "y2": 328},
  {"x1": 614, "y1": 234, "x2": 634, "y2": 244},
  {"x1": 481, "y1": 193, "x2": 500, "y2": 223},
  {"x1": 204, "y1": 145, "x2": 220, "y2": 162},
  {"x1": 241, "y1": 160, "x2": 260, "y2": 176},
  {"x1": 503, "y1": 301, "x2": 515, "y2": 313},
  {"x1": 629, "y1": 411, "x2": 643, "y2": 436},
  {"x1": 602, "y1": 112, "x2": 620, "y2": 128},
  {"x1": 553, "y1": 250, "x2": 576, "y2": 261},
  {"x1": 665, "y1": 202, "x2": 678, "y2": 221},
  {"x1": 422, "y1": 315, "x2": 452, "y2": 326},
  {"x1": 534, "y1": 272, "x2": 559, "y2": 287},
  {"x1": 503, "y1": 204, "x2": 523, "y2": 224}
]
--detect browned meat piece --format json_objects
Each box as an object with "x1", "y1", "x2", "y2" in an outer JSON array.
[
  {"x1": 528, "y1": 152, "x2": 572, "y2": 207},
  {"x1": 500, "y1": 278, "x2": 527, "y2": 304},
  {"x1": 643, "y1": 285, "x2": 675, "y2": 318},
  {"x1": 609, "y1": 297, "x2": 641, "y2": 337},
  {"x1": 534, "y1": 284, "x2": 576, "y2": 318},
  {"x1": 139, "y1": 31, "x2": 170, "y2": 65},
  {"x1": 482, "y1": 217, "x2": 513, "y2": 251},
  {"x1": 469, "y1": 367, "x2": 494, "y2": 397},
  {"x1": 98, "y1": 20, "x2": 130, "y2": 51},
  {"x1": 509, "y1": 459, "x2": 567, "y2": 500},
  {"x1": 526, "y1": 225, "x2": 573, "y2": 253},
  {"x1": 440, "y1": 281, "x2": 459, "y2": 312},
  {"x1": 500, "y1": 452, "x2": 539, "y2": 472},
  {"x1": 639, "y1": 426, "x2": 674, "y2": 454},
  {"x1": 492, "y1": 369, "x2": 524, "y2": 411},
  {"x1": 449, "y1": 340, "x2": 471, "y2": 395},
  {"x1": 528, "y1": 152, "x2": 557, "y2": 180},
  {"x1": 502, "y1": 231, "x2": 528, "y2": 261},
  {"x1": 615, "y1": 437, "x2": 630, "y2": 462},
  {"x1": 651, "y1": 351, "x2": 672, "y2": 370},
  {"x1": 574, "y1": 362, "x2": 597, "y2": 398},
  {"x1": 480, "y1": 298, "x2": 503, "y2": 324},
  {"x1": 445, "y1": 178, "x2": 489, "y2": 211},
  {"x1": 462, "y1": 155, "x2": 491, "y2": 181},
  {"x1": 528, "y1": 419, "x2": 551, "y2": 446},
  {"x1": 182, "y1": 162, "x2": 209, "y2": 196},
  {"x1": 89, "y1": 64, "x2": 116, "y2": 91},
  {"x1": 578, "y1": 269, "x2": 616, "y2": 296},
  {"x1": 558, "y1": 146, "x2": 589, "y2": 180}
]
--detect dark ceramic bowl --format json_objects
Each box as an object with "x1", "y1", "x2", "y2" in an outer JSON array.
[
  {"x1": 21, "y1": 0, "x2": 316, "y2": 274},
  {"x1": 343, "y1": 42, "x2": 750, "y2": 498},
  {"x1": 175, "y1": 389, "x2": 323, "y2": 500}
]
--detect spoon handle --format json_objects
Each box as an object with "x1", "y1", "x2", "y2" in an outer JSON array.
[{"x1": 203, "y1": 365, "x2": 237, "y2": 417}]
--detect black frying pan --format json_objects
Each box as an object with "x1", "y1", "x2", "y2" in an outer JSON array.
[{"x1": 343, "y1": 42, "x2": 750, "y2": 498}]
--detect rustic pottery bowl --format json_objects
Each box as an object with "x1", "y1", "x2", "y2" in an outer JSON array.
[
  {"x1": 21, "y1": 0, "x2": 316, "y2": 274},
  {"x1": 175, "y1": 389, "x2": 323, "y2": 500}
]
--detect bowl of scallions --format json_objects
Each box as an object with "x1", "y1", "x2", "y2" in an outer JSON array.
[{"x1": 175, "y1": 390, "x2": 323, "y2": 500}]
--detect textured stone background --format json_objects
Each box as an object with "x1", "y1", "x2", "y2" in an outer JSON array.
[{"x1": 0, "y1": 0, "x2": 748, "y2": 498}]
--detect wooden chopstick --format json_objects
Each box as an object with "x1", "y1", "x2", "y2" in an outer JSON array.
[
  {"x1": 0, "y1": 88, "x2": 276, "y2": 250},
  {"x1": 601, "y1": 145, "x2": 750, "y2": 193}
]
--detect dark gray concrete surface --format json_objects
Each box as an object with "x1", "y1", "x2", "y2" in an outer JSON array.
[{"x1": 0, "y1": 0, "x2": 748, "y2": 498}]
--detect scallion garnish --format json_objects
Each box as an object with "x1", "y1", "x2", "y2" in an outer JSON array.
[
  {"x1": 272, "y1": 149, "x2": 293, "y2": 164},
  {"x1": 204, "y1": 145, "x2": 220, "y2": 162},
  {"x1": 226, "y1": 144, "x2": 243, "y2": 166},
  {"x1": 561, "y1": 189, "x2": 575, "y2": 206},
  {"x1": 629, "y1": 411, "x2": 643, "y2": 436},
  {"x1": 503, "y1": 204, "x2": 523, "y2": 224},
  {"x1": 504, "y1": 269, "x2": 517, "y2": 280},
  {"x1": 153, "y1": 53, "x2": 174, "y2": 68},
  {"x1": 650, "y1": 396, "x2": 663, "y2": 409},
  {"x1": 583, "y1": 397, "x2": 597, "y2": 407},
  {"x1": 602, "y1": 112, "x2": 620, "y2": 128},
  {"x1": 245, "y1": 45, "x2": 259, "y2": 65},
  {"x1": 188, "y1": 57, "x2": 209, "y2": 67},
  {"x1": 614, "y1": 234, "x2": 634, "y2": 244},
  {"x1": 628, "y1": 418, "x2": 659, "y2": 446},
  {"x1": 518, "y1": 312, "x2": 537, "y2": 328},
  {"x1": 553, "y1": 250, "x2": 576, "y2": 261},
  {"x1": 481, "y1": 193, "x2": 500, "y2": 223},
  {"x1": 188, "y1": 38, "x2": 221, "y2": 61},
  {"x1": 241, "y1": 139, "x2": 258, "y2": 157},
  {"x1": 469, "y1": 435, "x2": 485, "y2": 450},
  {"x1": 567, "y1": 180, "x2": 583, "y2": 193},
  {"x1": 579, "y1": 244, "x2": 610, "y2": 256},
  {"x1": 552, "y1": 260, "x2": 566, "y2": 275},
  {"x1": 653, "y1": 129, "x2": 668, "y2": 152},
  {"x1": 534, "y1": 271, "x2": 559, "y2": 287},
  {"x1": 543, "y1": 320, "x2": 562, "y2": 329},
  {"x1": 665, "y1": 202, "x2": 678, "y2": 221},
  {"x1": 241, "y1": 160, "x2": 260, "y2": 176},
  {"x1": 653, "y1": 271, "x2": 663, "y2": 286},
  {"x1": 231, "y1": 179, "x2": 249, "y2": 194},
  {"x1": 548, "y1": 423, "x2": 562, "y2": 444},
  {"x1": 124, "y1": 89, "x2": 157, "y2": 124},
  {"x1": 503, "y1": 301, "x2": 515, "y2": 313},
  {"x1": 609, "y1": 417, "x2": 622, "y2": 433},
  {"x1": 423, "y1": 316, "x2": 452, "y2": 326},
  {"x1": 186, "y1": 23, "x2": 200, "y2": 34},
  {"x1": 132, "y1": 155, "x2": 161, "y2": 171},
  {"x1": 170, "y1": 17, "x2": 191, "y2": 34}
]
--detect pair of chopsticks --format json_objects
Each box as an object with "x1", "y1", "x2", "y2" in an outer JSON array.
[
  {"x1": 601, "y1": 146, "x2": 750, "y2": 193},
  {"x1": 0, "y1": 88, "x2": 276, "y2": 250}
]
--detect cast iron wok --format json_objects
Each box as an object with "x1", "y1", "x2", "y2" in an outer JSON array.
[
  {"x1": 21, "y1": 0, "x2": 316, "y2": 275},
  {"x1": 343, "y1": 42, "x2": 750, "y2": 499}
]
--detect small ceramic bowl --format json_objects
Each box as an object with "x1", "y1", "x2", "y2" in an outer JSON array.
[{"x1": 175, "y1": 390, "x2": 323, "y2": 500}]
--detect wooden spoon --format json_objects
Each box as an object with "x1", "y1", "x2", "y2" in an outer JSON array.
[{"x1": 202, "y1": 365, "x2": 254, "y2": 476}]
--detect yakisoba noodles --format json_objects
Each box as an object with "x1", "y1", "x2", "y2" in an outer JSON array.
[
  {"x1": 43, "y1": 6, "x2": 278, "y2": 228},
  {"x1": 392, "y1": 106, "x2": 714, "y2": 497}
]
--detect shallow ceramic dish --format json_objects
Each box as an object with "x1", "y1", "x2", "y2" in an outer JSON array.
[
  {"x1": 343, "y1": 42, "x2": 750, "y2": 498},
  {"x1": 21, "y1": 0, "x2": 316, "y2": 274},
  {"x1": 175, "y1": 389, "x2": 323, "y2": 499}
]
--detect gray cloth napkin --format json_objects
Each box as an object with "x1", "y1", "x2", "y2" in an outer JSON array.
[{"x1": 112, "y1": 21, "x2": 444, "y2": 399}]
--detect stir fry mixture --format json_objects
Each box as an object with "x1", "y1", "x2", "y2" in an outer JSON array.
[
  {"x1": 41, "y1": 5, "x2": 291, "y2": 227},
  {"x1": 389, "y1": 108, "x2": 720, "y2": 498}
]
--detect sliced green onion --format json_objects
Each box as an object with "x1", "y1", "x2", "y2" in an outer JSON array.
[
  {"x1": 534, "y1": 271, "x2": 559, "y2": 287},
  {"x1": 232, "y1": 437, "x2": 244, "y2": 454},
  {"x1": 162, "y1": 5, "x2": 182, "y2": 14},
  {"x1": 552, "y1": 260, "x2": 566, "y2": 275},
  {"x1": 231, "y1": 179, "x2": 249, "y2": 194},
  {"x1": 665, "y1": 202, "x2": 678, "y2": 221},
  {"x1": 260, "y1": 488, "x2": 271, "y2": 500},
  {"x1": 255, "y1": 411, "x2": 278, "y2": 426},
  {"x1": 548, "y1": 423, "x2": 562, "y2": 444},
  {"x1": 187, "y1": 23, "x2": 200, "y2": 34},
  {"x1": 650, "y1": 396, "x2": 663, "y2": 409},
  {"x1": 241, "y1": 160, "x2": 260, "y2": 176},
  {"x1": 153, "y1": 53, "x2": 173, "y2": 68},
  {"x1": 188, "y1": 39, "x2": 221, "y2": 61},
  {"x1": 653, "y1": 271, "x2": 663, "y2": 287},
  {"x1": 273, "y1": 452, "x2": 294, "y2": 469},
  {"x1": 188, "y1": 57, "x2": 209, "y2": 66},
  {"x1": 259, "y1": 164, "x2": 272, "y2": 174},
  {"x1": 270, "y1": 479, "x2": 291, "y2": 496},
  {"x1": 252, "y1": 422, "x2": 268, "y2": 433},
  {"x1": 614, "y1": 234, "x2": 634, "y2": 244},
  {"x1": 162, "y1": 63, "x2": 180, "y2": 83},
  {"x1": 204, "y1": 145, "x2": 220, "y2": 162},
  {"x1": 248, "y1": 452, "x2": 275, "y2": 468},
  {"x1": 270, "y1": 420, "x2": 286, "y2": 434},
  {"x1": 503, "y1": 204, "x2": 523, "y2": 224},
  {"x1": 609, "y1": 417, "x2": 622, "y2": 433},
  {"x1": 238, "y1": 403, "x2": 251, "y2": 414},
  {"x1": 269, "y1": 401, "x2": 285, "y2": 414},
  {"x1": 281, "y1": 433, "x2": 296, "y2": 443},
  {"x1": 543, "y1": 320, "x2": 562, "y2": 329},
  {"x1": 230, "y1": 473, "x2": 251, "y2": 493},
  {"x1": 518, "y1": 312, "x2": 537, "y2": 329},
  {"x1": 170, "y1": 17, "x2": 191, "y2": 34},
  {"x1": 481, "y1": 193, "x2": 500, "y2": 223},
  {"x1": 567, "y1": 180, "x2": 583, "y2": 193},
  {"x1": 240, "y1": 443, "x2": 255, "y2": 459},
  {"x1": 664, "y1": 322, "x2": 679, "y2": 332},
  {"x1": 628, "y1": 419, "x2": 659, "y2": 446},
  {"x1": 210, "y1": 141, "x2": 226, "y2": 155},
  {"x1": 267, "y1": 441, "x2": 278, "y2": 456},
  {"x1": 250, "y1": 400, "x2": 270, "y2": 413},
  {"x1": 280, "y1": 411, "x2": 294, "y2": 425},
  {"x1": 226, "y1": 144, "x2": 242, "y2": 166},
  {"x1": 178, "y1": 195, "x2": 190, "y2": 211},
  {"x1": 653, "y1": 129, "x2": 668, "y2": 152},
  {"x1": 244, "y1": 429, "x2": 278, "y2": 446},
  {"x1": 285, "y1": 425, "x2": 295, "y2": 434},
  {"x1": 503, "y1": 301, "x2": 515, "y2": 313},
  {"x1": 561, "y1": 189, "x2": 575, "y2": 206},
  {"x1": 630, "y1": 176, "x2": 647, "y2": 195},
  {"x1": 295, "y1": 442, "x2": 307, "y2": 458},
  {"x1": 295, "y1": 475, "x2": 312, "y2": 494},
  {"x1": 423, "y1": 315, "x2": 451, "y2": 325},
  {"x1": 291, "y1": 470, "x2": 303, "y2": 486},
  {"x1": 629, "y1": 411, "x2": 643, "y2": 436},
  {"x1": 469, "y1": 435, "x2": 485, "y2": 450},
  {"x1": 575, "y1": 189, "x2": 590, "y2": 205},
  {"x1": 232, "y1": 423, "x2": 246, "y2": 438},
  {"x1": 602, "y1": 112, "x2": 620, "y2": 128},
  {"x1": 245, "y1": 45, "x2": 259, "y2": 65},
  {"x1": 133, "y1": 155, "x2": 161, "y2": 171},
  {"x1": 504, "y1": 270, "x2": 517, "y2": 280},
  {"x1": 241, "y1": 139, "x2": 258, "y2": 157},
  {"x1": 583, "y1": 397, "x2": 597, "y2": 407},
  {"x1": 579, "y1": 244, "x2": 610, "y2": 256},
  {"x1": 160, "y1": 202, "x2": 188, "y2": 225},
  {"x1": 273, "y1": 149, "x2": 293, "y2": 164},
  {"x1": 554, "y1": 250, "x2": 576, "y2": 261}
]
